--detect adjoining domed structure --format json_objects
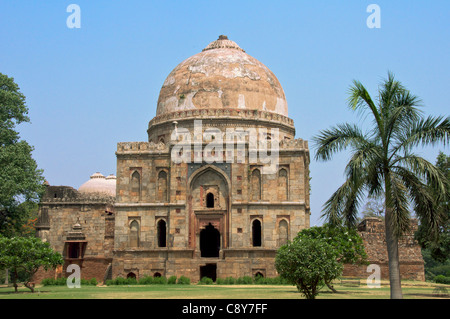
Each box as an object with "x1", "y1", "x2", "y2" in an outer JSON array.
[{"x1": 78, "y1": 172, "x2": 116, "y2": 197}]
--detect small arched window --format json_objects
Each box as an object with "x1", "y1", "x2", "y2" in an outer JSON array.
[
  {"x1": 206, "y1": 193, "x2": 215, "y2": 208},
  {"x1": 157, "y1": 219, "x2": 167, "y2": 248},
  {"x1": 252, "y1": 219, "x2": 262, "y2": 247}
]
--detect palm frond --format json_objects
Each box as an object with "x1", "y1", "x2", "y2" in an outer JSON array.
[
  {"x1": 321, "y1": 175, "x2": 365, "y2": 228},
  {"x1": 347, "y1": 80, "x2": 384, "y2": 136},
  {"x1": 394, "y1": 154, "x2": 448, "y2": 197},
  {"x1": 392, "y1": 166, "x2": 446, "y2": 241},
  {"x1": 313, "y1": 123, "x2": 368, "y2": 161},
  {"x1": 404, "y1": 116, "x2": 450, "y2": 149}
]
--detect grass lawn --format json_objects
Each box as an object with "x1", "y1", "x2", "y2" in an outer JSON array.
[{"x1": 0, "y1": 280, "x2": 448, "y2": 299}]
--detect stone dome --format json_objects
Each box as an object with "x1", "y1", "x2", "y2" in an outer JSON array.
[
  {"x1": 78, "y1": 172, "x2": 116, "y2": 196},
  {"x1": 156, "y1": 35, "x2": 288, "y2": 117}
]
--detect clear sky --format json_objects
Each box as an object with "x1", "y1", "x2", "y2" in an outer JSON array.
[{"x1": 1, "y1": 1, "x2": 449, "y2": 227}]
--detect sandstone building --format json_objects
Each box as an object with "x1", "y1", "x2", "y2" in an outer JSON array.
[
  {"x1": 34, "y1": 36, "x2": 424, "y2": 283},
  {"x1": 36, "y1": 36, "x2": 311, "y2": 282}
]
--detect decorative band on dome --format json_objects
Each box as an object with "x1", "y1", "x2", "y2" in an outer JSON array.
[{"x1": 202, "y1": 35, "x2": 245, "y2": 52}]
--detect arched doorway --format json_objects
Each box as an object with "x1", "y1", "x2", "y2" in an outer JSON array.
[{"x1": 200, "y1": 223, "x2": 220, "y2": 257}]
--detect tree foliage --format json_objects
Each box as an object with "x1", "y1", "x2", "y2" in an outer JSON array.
[
  {"x1": 0, "y1": 73, "x2": 45, "y2": 237},
  {"x1": 297, "y1": 224, "x2": 367, "y2": 264},
  {"x1": 416, "y1": 151, "x2": 450, "y2": 263},
  {"x1": 313, "y1": 72, "x2": 450, "y2": 299},
  {"x1": 0, "y1": 236, "x2": 63, "y2": 292},
  {"x1": 275, "y1": 236, "x2": 343, "y2": 299}
]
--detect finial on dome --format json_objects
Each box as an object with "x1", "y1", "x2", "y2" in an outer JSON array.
[{"x1": 202, "y1": 35, "x2": 245, "y2": 52}]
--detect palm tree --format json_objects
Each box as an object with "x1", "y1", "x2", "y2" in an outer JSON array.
[{"x1": 313, "y1": 72, "x2": 450, "y2": 299}]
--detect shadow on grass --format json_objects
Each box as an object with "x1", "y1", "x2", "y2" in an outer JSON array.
[
  {"x1": 406, "y1": 293, "x2": 449, "y2": 299},
  {"x1": 0, "y1": 290, "x2": 50, "y2": 295}
]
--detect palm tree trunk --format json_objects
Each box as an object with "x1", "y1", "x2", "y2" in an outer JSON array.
[{"x1": 385, "y1": 209, "x2": 403, "y2": 299}]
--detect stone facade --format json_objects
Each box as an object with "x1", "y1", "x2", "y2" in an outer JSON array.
[
  {"x1": 34, "y1": 186, "x2": 115, "y2": 282},
  {"x1": 111, "y1": 136, "x2": 310, "y2": 282}
]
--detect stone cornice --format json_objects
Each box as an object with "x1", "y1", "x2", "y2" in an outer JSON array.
[{"x1": 148, "y1": 108, "x2": 295, "y2": 130}]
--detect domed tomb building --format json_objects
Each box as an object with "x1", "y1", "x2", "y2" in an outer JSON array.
[
  {"x1": 112, "y1": 35, "x2": 311, "y2": 281},
  {"x1": 34, "y1": 36, "x2": 425, "y2": 283}
]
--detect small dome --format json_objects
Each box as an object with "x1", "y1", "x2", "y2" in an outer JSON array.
[{"x1": 78, "y1": 172, "x2": 116, "y2": 196}]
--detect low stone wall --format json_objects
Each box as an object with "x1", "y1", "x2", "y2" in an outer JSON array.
[
  {"x1": 33, "y1": 257, "x2": 112, "y2": 284},
  {"x1": 343, "y1": 217, "x2": 425, "y2": 281}
]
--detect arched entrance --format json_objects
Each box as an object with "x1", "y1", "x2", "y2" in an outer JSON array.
[
  {"x1": 200, "y1": 223, "x2": 220, "y2": 257},
  {"x1": 188, "y1": 165, "x2": 230, "y2": 251}
]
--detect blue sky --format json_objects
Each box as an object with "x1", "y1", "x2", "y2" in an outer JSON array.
[{"x1": 1, "y1": 1, "x2": 449, "y2": 226}]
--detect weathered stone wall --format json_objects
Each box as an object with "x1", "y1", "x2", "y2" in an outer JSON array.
[
  {"x1": 34, "y1": 186, "x2": 115, "y2": 283},
  {"x1": 343, "y1": 217, "x2": 425, "y2": 281}
]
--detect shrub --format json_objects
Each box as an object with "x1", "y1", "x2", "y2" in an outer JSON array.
[
  {"x1": 106, "y1": 276, "x2": 138, "y2": 285},
  {"x1": 168, "y1": 275, "x2": 177, "y2": 284},
  {"x1": 275, "y1": 237, "x2": 343, "y2": 299},
  {"x1": 138, "y1": 275, "x2": 154, "y2": 285},
  {"x1": 42, "y1": 277, "x2": 67, "y2": 286},
  {"x1": 199, "y1": 276, "x2": 214, "y2": 285},
  {"x1": 223, "y1": 277, "x2": 236, "y2": 285},
  {"x1": 236, "y1": 276, "x2": 253, "y2": 284},
  {"x1": 434, "y1": 275, "x2": 450, "y2": 285},
  {"x1": 177, "y1": 276, "x2": 190, "y2": 285},
  {"x1": 153, "y1": 276, "x2": 167, "y2": 285}
]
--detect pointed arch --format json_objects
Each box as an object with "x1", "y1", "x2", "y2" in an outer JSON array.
[
  {"x1": 278, "y1": 168, "x2": 288, "y2": 201},
  {"x1": 251, "y1": 169, "x2": 261, "y2": 201},
  {"x1": 278, "y1": 219, "x2": 289, "y2": 246},
  {"x1": 157, "y1": 219, "x2": 167, "y2": 248},
  {"x1": 252, "y1": 219, "x2": 262, "y2": 247},
  {"x1": 206, "y1": 192, "x2": 215, "y2": 208},
  {"x1": 129, "y1": 220, "x2": 140, "y2": 248},
  {"x1": 187, "y1": 165, "x2": 231, "y2": 250},
  {"x1": 131, "y1": 171, "x2": 141, "y2": 200},
  {"x1": 157, "y1": 170, "x2": 168, "y2": 202}
]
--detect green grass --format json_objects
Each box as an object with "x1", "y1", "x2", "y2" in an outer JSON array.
[{"x1": 0, "y1": 280, "x2": 448, "y2": 299}]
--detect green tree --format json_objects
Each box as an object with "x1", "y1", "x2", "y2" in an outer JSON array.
[
  {"x1": 0, "y1": 235, "x2": 64, "y2": 293},
  {"x1": 313, "y1": 72, "x2": 450, "y2": 299},
  {"x1": 416, "y1": 152, "x2": 450, "y2": 263},
  {"x1": 296, "y1": 224, "x2": 367, "y2": 292},
  {"x1": 0, "y1": 73, "x2": 45, "y2": 237},
  {"x1": 275, "y1": 237, "x2": 343, "y2": 299}
]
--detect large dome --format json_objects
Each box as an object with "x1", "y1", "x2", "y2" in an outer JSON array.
[{"x1": 156, "y1": 35, "x2": 288, "y2": 117}]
